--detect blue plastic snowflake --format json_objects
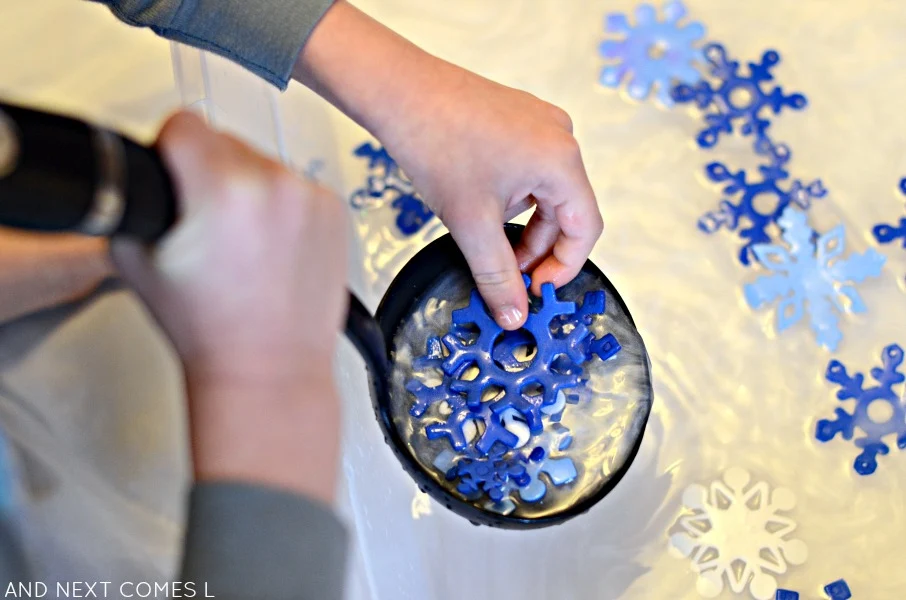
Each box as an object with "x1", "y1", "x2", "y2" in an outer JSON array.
[
  {"x1": 349, "y1": 141, "x2": 434, "y2": 235},
  {"x1": 872, "y1": 177, "x2": 906, "y2": 248},
  {"x1": 446, "y1": 283, "x2": 589, "y2": 428},
  {"x1": 425, "y1": 393, "x2": 520, "y2": 454},
  {"x1": 816, "y1": 344, "x2": 906, "y2": 476},
  {"x1": 446, "y1": 445, "x2": 530, "y2": 502},
  {"x1": 672, "y1": 44, "x2": 807, "y2": 149},
  {"x1": 700, "y1": 141, "x2": 826, "y2": 265},
  {"x1": 744, "y1": 207, "x2": 886, "y2": 351},
  {"x1": 516, "y1": 423, "x2": 578, "y2": 503},
  {"x1": 436, "y1": 424, "x2": 578, "y2": 507},
  {"x1": 823, "y1": 580, "x2": 852, "y2": 600},
  {"x1": 599, "y1": 1, "x2": 705, "y2": 106},
  {"x1": 775, "y1": 579, "x2": 852, "y2": 600},
  {"x1": 406, "y1": 280, "x2": 620, "y2": 504}
]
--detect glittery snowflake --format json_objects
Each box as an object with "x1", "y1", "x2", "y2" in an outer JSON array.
[
  {"x1": 699, "y1": 141, "x2": 826, "y2": 265},
  {"x1": 599, "y1": 0, "x2": 706, "y2": 106},
  {"x1": 816, "y1": 344, "x2": 906, "y2": 475},
  {"x1": 670, "y1": 467, "x2": 808, "y2": 600},
  {"x1": 744, "y1": 207, "x2": 886, "y2": 351},
  {"x1": 672, "y1": 44, "x2": 807, "y2": 149}
]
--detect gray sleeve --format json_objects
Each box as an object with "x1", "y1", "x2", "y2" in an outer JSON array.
[
  {"x1": 0, "y1": 516, "x2": 30, "y2": 585},
  {"x1": 180, "y1": 482, "x2": 348, "y2": 600},
  {"x1": 89, "y1": 0, "x2": 334, "y2": 89}
]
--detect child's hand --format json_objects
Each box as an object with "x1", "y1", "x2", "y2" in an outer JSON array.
[
  {"x1": 112, "y1": 112, "x2": 347, "y2": 502},
  {"x1": 113, "y1": 112, "x2": 348, "y2": 385},
  {"x1": 295, "y1": 1, "x2": 602, "y2": 330},
  {"x1": 380, "y1": 67, "x2": 601, "y2": 331}
]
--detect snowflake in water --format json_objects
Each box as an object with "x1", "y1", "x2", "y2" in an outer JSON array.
[
  {"x1": 432, "y1": 424, "x2": 578, "y2": 512},
  {"x1": 670, "y1": 467, "x2": 808, "y2": 600},
  {"x1": 349, "y1": 141, "x2": 434, "y2": 236},
  {"x1": 407, "y1": 279, "x2": 619, "y2": 439},
  {"x1": 744, "y1": 207, "x2": 886, "y2": 351},
  {"x1": 823, "y1": 580, "x2": 852, "y2": 600},
  {"x1": 672, "y1": 44, "x2": 807, "y2": 149},
  {"x1": 446, "y1": 445, "x2": 531, "y2": 502},
  {"x1": 599, "y1": 0, "x2": 705, "y2": 106},
  {"x1": 515, "y1": 423, "x2": 578, "y2": 504},
  {"x1": 775, "y1": 579, "x2": 852, "y2": 600},
  {"x1": 699, "y1": 141, "x2": 826, "y2": 265},
  {"x1": 816, "y1": 344, "x2": 906, "y2": 475},
  {"x1": 407, "y1": 282, "x2": 619, "y2": 507},
  {"x1": 411, "y1": 485, "x2": 432, "y2": 519},
  {"x1": 872, "y1": 177, "x2": 906, "y2": 249}
]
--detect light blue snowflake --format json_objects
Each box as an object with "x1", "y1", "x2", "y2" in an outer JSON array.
[
  {"x1": 744, "y1": 207, "x2": 886, "y2": 351},
  {"x1": 599, "y1": 1, "x2": 705, "y2": 106}
]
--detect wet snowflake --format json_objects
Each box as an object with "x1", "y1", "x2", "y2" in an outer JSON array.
[
  {"x1": 515, "y1": 423, "x2": 578, "y2": 503},
  {"x1": 349, "y1": 141, "x2": 434, "y2": 235},
  {"x1": 872, "y1": 177, "x2": 906, "y2": 249},
  {"x1": 599, "y1": 0, "x2": 705, "y2": 106},
  {"x1": 670, "y1": 467, "x2": 808, "y2": 600},
  {"x1": 447, "y1": 445, "x2": 531, "y2": 502},
  {"x1": 407, "y1": 282, "x2": 620, "y2": 506},
  {"x1": 411, "y1": 486, "x2": 432, "y2": 519},
  {"x1": 699, "y1": 141, "x2": 826, "y2": 265},
  {"x1": 775, "y1": 579, "x2": 852, "y2": 600},
  {"x1": 744, "y1": 207, "x2": 886, "y2": 351},
  {"x1": 672, "y1": 44, "x2": 807, "y2": 149},
  {"x1": 816, "y1": 344, "x2": 906, "y2": 475}
]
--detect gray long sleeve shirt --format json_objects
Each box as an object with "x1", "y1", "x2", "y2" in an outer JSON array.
[
  {"x1": 90, "y1": 0, "x2": 334, "y2": 89},
  {"x1": 181, "y1": 482, "x2": 348, "y2": 599}
]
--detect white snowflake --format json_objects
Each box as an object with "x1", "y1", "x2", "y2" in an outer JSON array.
[
  {"x1": 669, "y1": 467, "x2": 808, "y2": 600},
  {"x1": 411, "y1": 485, "x2": 432, "y2": 519}
]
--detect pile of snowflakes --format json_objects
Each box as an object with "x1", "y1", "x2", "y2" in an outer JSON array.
[
  {"x1": 598, "y1": 1, "x2": 906, "y2": 598},
  {"x1": 404, "y1": 277, "x2": 621, "y2": 512},
  {"x1": 600, "y1": 0, "x2": 899, "y2": 353}
]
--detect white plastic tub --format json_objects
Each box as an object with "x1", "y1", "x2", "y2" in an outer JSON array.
[{"x1": 169, "y1": 1, "x2": 906, "y2": 598}]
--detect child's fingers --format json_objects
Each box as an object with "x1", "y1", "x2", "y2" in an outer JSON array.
[
  {"x1": 448, "y1": 209, "x2": 529, "y2": 330},
  {"x1": 528, "y1": 162, "x2": 602, "y2": 293},
  {"x1": 514, "y1": 206, "x2": 560, "y2": 273}
]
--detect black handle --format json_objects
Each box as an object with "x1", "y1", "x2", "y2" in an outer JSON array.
[
  {"x1": 0, "y1": 101, "x2": 390, "y2": 394},
  {"x1": 0, "y1": 103, "x2": 176, "y2": 241}
]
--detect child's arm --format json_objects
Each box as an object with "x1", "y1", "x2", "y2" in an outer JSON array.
[
  {"x1": 0, "y1": 229, "x2": 112, "y2": 324},
  {"x1": 94, "y1": 0, "x2": 603, "y2": 330},
  {"x1": 116, "y1": 112, "x2": 349, "y2": 599},
  {"x1": 294, "y1": 2, "x2": 601, "y2": 329}
]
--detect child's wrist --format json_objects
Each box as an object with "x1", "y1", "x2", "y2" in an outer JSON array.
[{"x1": 292, "y1": 0, "x2": 449, "y2": 145}]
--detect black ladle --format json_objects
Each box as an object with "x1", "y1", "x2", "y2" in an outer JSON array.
[{"x1": 0, "y1": 101, "x2": 652, "y2": 528}]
